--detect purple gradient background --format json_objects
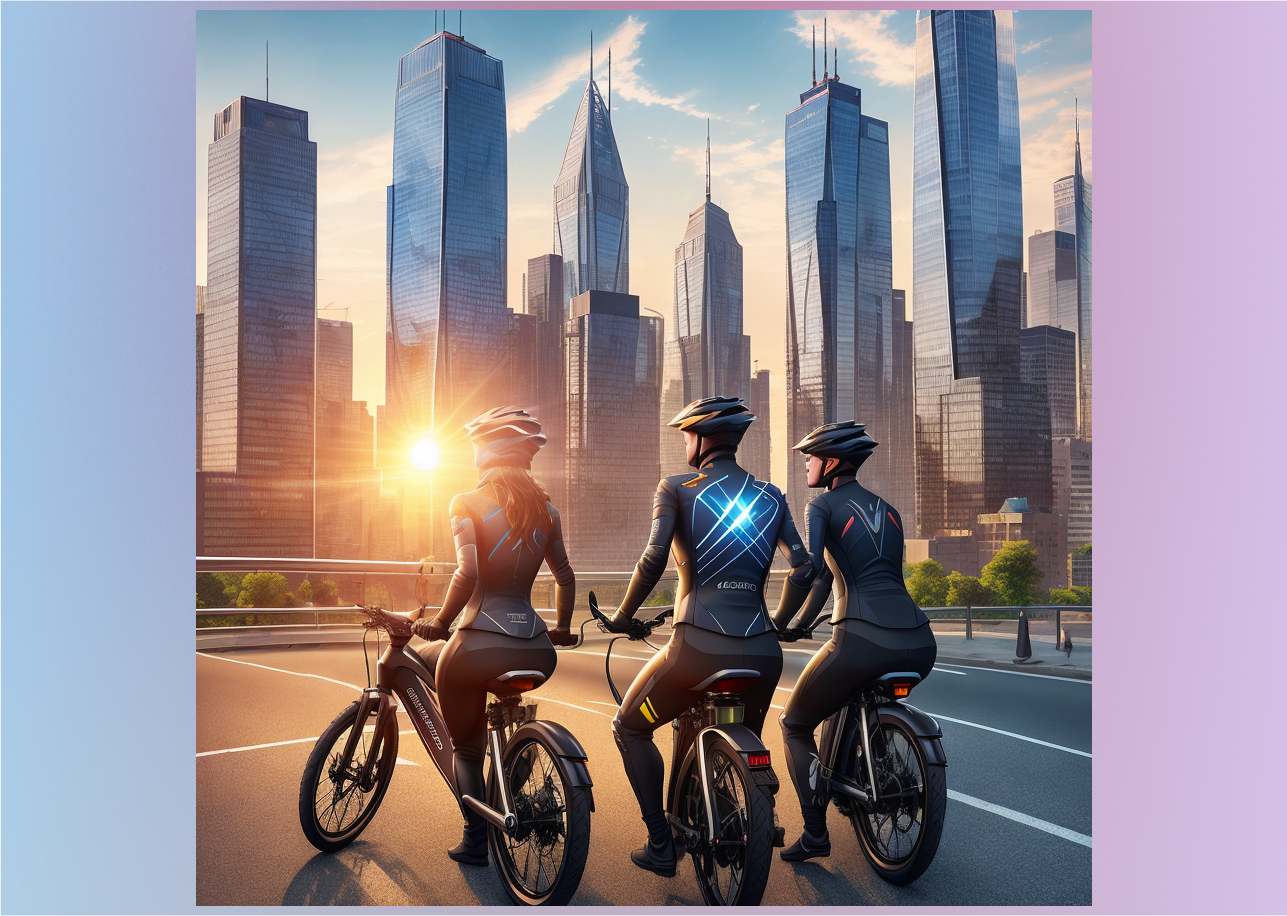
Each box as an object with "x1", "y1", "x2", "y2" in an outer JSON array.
[{"x1": 2, "y1": 2, "x2": 1284, "y2": 913}]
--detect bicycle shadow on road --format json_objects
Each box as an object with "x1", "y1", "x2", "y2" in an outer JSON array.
[
  {"x1": 454, "y1": 855, "x2": 616, "y2": 907},
  {"x1": 282, "y1": 842, "x2": 454, "y2": 906}
]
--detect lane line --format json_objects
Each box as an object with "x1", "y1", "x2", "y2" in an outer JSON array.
[
  {"x1": 934, "y1": 663, "x2": 1091, "y2": 685},
  {"x1": 526, "y1": 695, "x2": 613, "y2": 718},
  {"x1": 948, "y1": 790, "x2": 1091, "y2": 848},
  {"x1": 198, "y1": 729, "x2": 417, "y2": 759},
  {"x1": 932, "y1": 667, "x2": 968, "y2": 676},
  {"x1": 925, "y1": 712, "x2": 1091, "y2": 758},
  {"x1": 197, "y1": 651, "x2": 365, "y2": 691}
]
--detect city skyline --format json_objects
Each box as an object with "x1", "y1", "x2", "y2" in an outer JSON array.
[{"x1": 196, "y1": 9, "x2": 1091, "y2": 486}]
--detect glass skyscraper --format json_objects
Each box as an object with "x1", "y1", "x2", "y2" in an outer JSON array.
[
  {"x1": 196, "y1": 285, "x2": 205, "y2": 471},
  {"x1": 385, "y1": 31, "x2": 508, "y2": 558},
  {"x1": 200, "y1": 96, "x2": 316, "y2": 558},
  {"x1": 912, "y1": 10, "x2": 1051, "y2": 537},
  {"x1": 784, "y1": 72, "x2": 898, "y2": 521},
  {"x1": 526, "y1": 254, "x2": 567, "y2": 507},
  {"x1": 1021, "y1": 324, "x2": 1078, "y2": 438},
  {"x1": 1054, "y1": 110, "x2": 1092, "y2": 439},
  {"x1": 554, "y1": 70, "x2": 628, "y2": 305}
]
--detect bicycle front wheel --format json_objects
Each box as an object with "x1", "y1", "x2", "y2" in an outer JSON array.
[
  {"x1": 487, "y1": 730, "x2": 591, "y2": 906},
  {"x1": 676, "y1": 733, "x2": 774, "y2": 906},
  {"x1": 848, "y1": 717, "x2": 945, "y2": 885},
  {"x1": 298, "y1": 700, "x2": 399, "y2": 853}
]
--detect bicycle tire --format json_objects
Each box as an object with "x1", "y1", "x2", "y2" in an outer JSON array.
[
  {"x1": 676, "y1": 733, "x2": 774, "y2": 906},
  {"x1": 847, "y1": 718, "x2": 945, "y2": 885},
  {"x1": 298, "y1": 700, "x2": 399, "y2": 853},
  {"x1": 487, "y1": 730, "x2": 591, "y2": 905}
]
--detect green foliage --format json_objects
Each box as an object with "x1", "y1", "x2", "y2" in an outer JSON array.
[
  {"x1": 314, "y1": 579, "x2": 339, "y2": 606},
  {"x1": 196, "y1": 572, "x2": 241, "y2": 609},
  {"x1": 981, "y1": 541, "x2": 1044, "y2": 607},
  {"x1": 1048, "y1": 586, "x2": 1092, "y2": 606},
  {"x1": 644, "y1": 588, "x2": 675, "y2": 607},
  {"x1": 1071, "y1": 542, "x2": 1092, "y2": 558},
  {"x1": 944, "y1": 573, "x2": 997, "y2": 607},
  {"x1": 905, "y1": 559, "x2": 948, "y2": 608},
  {"x1": 237, "y1": 572, "x2": 291, "y2": 608},
  {"x1": 902, "y1": 562, "x2": 914, "y2": 580},
  {"x1": 296, "y1": 579, "x2": 313, "y2": 604},
  {"x1": 366, "y1": 583, "x2": 395, "y2": 610}
]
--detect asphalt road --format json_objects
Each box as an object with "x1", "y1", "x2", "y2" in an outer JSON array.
[{"x1": 196, "y1": 631, "x2": 1091, "y2": 907}]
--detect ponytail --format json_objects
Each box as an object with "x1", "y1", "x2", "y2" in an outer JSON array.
[{"x1": 487, "y1": 466, "x2": 553, "y2": 543}]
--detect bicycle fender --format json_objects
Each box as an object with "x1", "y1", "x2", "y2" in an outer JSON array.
[
  {"x1": 674, "y1": 725, "x2": 781, "y2": 797},
  {"x1": 509, "y1": 721, "x2": 595, "y2": 811},
  {"x1": 878, "y1": 703, "x2": 948, "y2": 767}
]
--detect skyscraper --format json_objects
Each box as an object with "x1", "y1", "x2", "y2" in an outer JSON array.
[
  {"x1": 784, "y1": 62, "x2": 897, "y2": 521},
  {"x1": 912, "y1": 10, "x2": 1051, "y2": 537},
  {"x1": 526, "y1": 254, "x2": 567, "y2": 506},
  {"x1": 1054, "y1": 107, "x2": 1092, "y2": 439},
  {"x1": 743, "y1": 368, "x2": 772, "y2": 483},
  {"x1": 673, "y1": 132, "x2": 749, "y2": 406},
  {"x1": 553, "y1": 61, "x2": 628, "y2": 305},
  {"x1": 1021, "y1": 324, "x2": 1077, "y2": 438},
  {"x1": 385, "y1": 30, "x2": 508, "y2": 558},
  {"x1": 196, "y1": 285, "x2": 205, "y2": 471},
  {"x1": 564, "y1": 291, "x2": 662, "y2": 570},
  {"x1": 1027, "y1": 229, "x2": 1078, "y2": 332},
  {"x1": 316, "y1": 317, "x2": 376, "y2": 559},
  {"x1": 200, "y1": 96, "x2": 316, "y2": 558},
  {"x1": 888, "y1": 289, "x2": 916, "y2": 533}
]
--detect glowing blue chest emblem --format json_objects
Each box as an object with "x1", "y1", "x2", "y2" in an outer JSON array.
[{"x1": 692, "y1": 475, "x2": 780, "y2": 578}]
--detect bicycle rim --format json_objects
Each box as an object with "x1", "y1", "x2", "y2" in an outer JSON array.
[
  {"x1": 856, "y1": 723, "x2": 925, "y2": 864},
  {"x1": 493, "y1": 738, "x2": 569, "y2": 900},
  {"x1": 681, "y1": 749, "x2": 751, "y2": 904},
  {"x1": 314, "y1": 723, "x2": 385, "y2": 838}
]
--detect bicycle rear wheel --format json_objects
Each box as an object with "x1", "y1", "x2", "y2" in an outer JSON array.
[
  {"x1": 847, "y1": 717, "x2": 945, "y2": 885},
  {"x1": 676, "y1": 734, "x2": 774, "y2": 906},
  {"x1": 298, "y1": 701, "x2": 398, "y2": 853},
  {"x1": 487, "y1": 731, "x2": 590, "y2": 905}
]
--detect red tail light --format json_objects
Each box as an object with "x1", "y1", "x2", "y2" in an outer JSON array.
[
  {"x1": 710, "y1": 677, "x2": 754, "y2": 694},
  {"x1": 506, "y1": 677, "x2": 538, "y2": 691},
  {"x1": 893, "y1": 683, "x2": 911, "y2": 698},
  {"x1": 747, "y1": 752, "x2": 771, "y2": 768}
]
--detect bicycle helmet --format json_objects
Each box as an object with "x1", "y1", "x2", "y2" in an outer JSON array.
[
  {"x1": 793, "y1": 420, "x2": 878, "y2": 485},
  {"x1": 465, "y1": 406, "x2": 546, "y2": 469},
  {"x1": 667, "y1": 396, "x2": 755, "y2": 467}
]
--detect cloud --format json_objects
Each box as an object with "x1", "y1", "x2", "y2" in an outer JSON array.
[
  {"x1": 669, "y1": 137, "x2": 785, "y2": 179},
  {"x1": 316, "y1": 133, "x2": 393, "y2": 282},
  {"x1": 507, "y1": 16, "x2": 713, "y2": 135},
  {"x1": 747, "y1": 103, "x2": 760, "y2": 113},
  {"x1": 1019, "y1": 64, "x2": 1091, "y2": 102},
  {"x1": 1020, "y1": 37, "x2": 1052, "y2": 54},
  {"x1": 1020, "y1": 97, "x2": 1060, "y2": 122},
  {"x1": 1022, "y1": 103, "x2": 1092, "y2": 205},
  {"x1": 318, "y1": 133, "x2": 392, "y2": 206},
  {"x1": 790, "y1": 11, "x2": 916, "y2": 88}
]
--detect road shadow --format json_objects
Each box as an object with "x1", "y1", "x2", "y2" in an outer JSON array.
[
  {"x1": 454, "y1": 852, "x2": 615, "y2": 906},
  {"x1": 282, "y1": 842, "x2": 463, "y2": 906}
]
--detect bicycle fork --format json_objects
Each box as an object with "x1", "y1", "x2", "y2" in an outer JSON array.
[{"x1": 342, "y1": 688, "x2": 398, "y2": 791}]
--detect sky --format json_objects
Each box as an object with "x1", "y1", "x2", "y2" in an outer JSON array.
[{"x1": 196, "y1": 9, "x2": 1091, "y2": 486}]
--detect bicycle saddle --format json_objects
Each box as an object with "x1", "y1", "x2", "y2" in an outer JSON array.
[{"x1": 486, "y1": 669, "x2": 548, "y2": 696}]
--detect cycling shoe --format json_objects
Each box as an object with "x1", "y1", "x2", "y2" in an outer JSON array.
[
  {"x1": 629, "y1": 836, "x2": 677, "y2": 877},
  {"x1": 780, "y1": 828, "x2": 831, "y2": 862},
  {"x1": 447, "y1": 824, "x2": 489, "y2": 866}
]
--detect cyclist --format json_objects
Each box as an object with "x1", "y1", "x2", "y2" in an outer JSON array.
[
  {"x1": 409, "y1": 407, "x2": 577, "y2": 866},
  {"x1": 772, "y1": 421, "x2": 937, "y2": 862},
  {"x1": 603, "y1": 396, "x2": 817, "y2": 876}
]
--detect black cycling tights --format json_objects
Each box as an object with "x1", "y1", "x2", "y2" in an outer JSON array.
[
  {"x1": 612, "y1": 624, "x2": 782, "y2": 823},
  {"x1": 419, "y1": 629, "x2": 557, "y2": 829},
  {"x1": 779, "y1": 620, "x2": 937, "y2": 835}
]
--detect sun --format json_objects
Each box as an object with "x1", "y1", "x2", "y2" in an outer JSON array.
[{"x1": 409, "y1": 437, "x2": 440, "y2": 471}]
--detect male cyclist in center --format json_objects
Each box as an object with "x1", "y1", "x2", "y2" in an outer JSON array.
[{"x1": 603, "y1": 396, "x2": 818, "y2": 876}]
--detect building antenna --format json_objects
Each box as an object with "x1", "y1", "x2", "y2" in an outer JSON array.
[
  {"x1": 459, "y1": 9, "x2": 462, "y2": 38},
  {"x1": 1075, "y1": 97, "x2": 1080, "y2": 143},
  {"x1": 823, "y1": 18, "x2": 828, "y2": 81},
  {"x1": 834, "y1": 47, "x2": 838, "y2": 82},
  {"x1": 434, "y1": 10, "x2": 437, "y2": 33},
  {"x1": 265, "y1": 41, "x2": 269, "y2": 101},
  {"x1": 590, "y1": 31, "x2": 593, "y2": 81},
  {"x1": 705, "y1": 118, "x2": 711, "y2": 202},
  {"x1": 608, "y1": 46, "x2": 611, "y2": 112},
  {"x1": 812, "y1": 25, "x2": 817, "y2": 86}
]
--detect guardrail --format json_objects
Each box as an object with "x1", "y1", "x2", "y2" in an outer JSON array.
[{"x1": 921, "y1": 605, "x2": 1092, "y2": 650}]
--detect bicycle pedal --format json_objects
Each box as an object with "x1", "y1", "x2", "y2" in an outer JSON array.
[{"x1": 772, "y1": 826, "x2": 786, "y2": 847}]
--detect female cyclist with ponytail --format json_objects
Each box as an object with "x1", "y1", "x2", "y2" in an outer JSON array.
[{"x1": 410, "y1": 407, "x2": 578, "y2": 866}]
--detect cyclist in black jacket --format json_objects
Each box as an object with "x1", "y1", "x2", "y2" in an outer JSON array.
[
  {"x1": 604, "y1": 396, "x2": 817, "y2": 876},
  {"x1": 772, "y1": 421, "x2": 937, "y2": 862},
  {"x1": 409, "y1": 407, "x2": 577, "y2": 866}
]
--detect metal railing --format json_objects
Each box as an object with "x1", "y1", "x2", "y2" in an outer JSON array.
[{"x1": 921, "y1": 605, "x2": 1092, "y2": 649}]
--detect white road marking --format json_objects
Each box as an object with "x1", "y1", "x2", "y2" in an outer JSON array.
[
  {"x1": 925, "y1": 712, "x2": 1091, "y2": 758},
  {"x1": 197, "y1": 651, "x2": 365, "y2": 691},
  {"x1": 934, "y1": 662, "x2": 1091, "y2": 684},
  {"x1": 948, "y1": 790, "x2": 1091, "y2": 848},
  {"x1": 565, "y1": 649, "x2": 658, "y2": 662},
  {"x1": 525, "y1": 695, "x2": 613, "y2": 718},
  {"x1": 395, "y1": 758, "x2": 420, "y2": 767},
  {"x1": 197, "y1": 730, "x2": 417, "y2": 759},
  {"x1": 932, "y1": 667, "x2": 968, "y2": 676}
]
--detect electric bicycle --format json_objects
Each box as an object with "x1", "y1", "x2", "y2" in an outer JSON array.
[{"x1": 297, "y1": 605, "x2": 593, "y2": 906}]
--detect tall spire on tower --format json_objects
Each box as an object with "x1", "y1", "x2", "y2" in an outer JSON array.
[
  {"x1": 590, "y1": 31, "x2": 593, "y2": 82},
  {"x1": 823, "y1": 18, "x2": 828, "y2": 81},
  {"x1": 812, "y1": 25, "x2": 817, "y2": 86},
  {"x1": 608, "y1": 47, "x2": 612, "y2": 113},
  {"x1": 705, "y1": 119, "x2": 711, "y2": 203}
]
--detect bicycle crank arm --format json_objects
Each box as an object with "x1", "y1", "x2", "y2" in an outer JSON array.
[
  {"x1": 461, "y1": 795, "x2": 518, "y2": 835},
  {"x1": 668, "y1": 815, "x2": 705, "y2": 854},
  {"x1": 825, "y1": 770, "x2": 873, "y2": 813}
]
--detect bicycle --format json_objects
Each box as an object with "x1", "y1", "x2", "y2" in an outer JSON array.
[
  {"x1": 297, "y1": 605, "x2": 593, "y2": 906},
  {"x1": 785, "y1": 618, "x2": 948, "y2": 885},
  {"x1": 588, "y1": 592, "x2": 784, "y2": 906}
]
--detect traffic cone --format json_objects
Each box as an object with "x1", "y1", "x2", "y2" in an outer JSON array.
[{"x1": 1014, "y1": 610, "x2": 1035, "y2": 663}]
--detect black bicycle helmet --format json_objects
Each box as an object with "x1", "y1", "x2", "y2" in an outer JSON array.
[
  {"x1": 793, "y1": 420, "x2": 878, "y2": 485},
  {"x1": 668, "y1": 396, "x2": 755, "y2": 467},
  {"x1": 465, "y1": 406, "x2": 546, "y2": 469}
]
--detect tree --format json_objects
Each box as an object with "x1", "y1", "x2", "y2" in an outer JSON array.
[
  {"x1": 296, "y1": 579, "x2": 314, "y2": 605},
  {"x1": 196, "y1": 572, "x2": 241, "y2": 609},
  {"x1": 944, "y1": 573, "x2": 997, "y2": 607},
  {"x1": 981, "y1": 541, "x2": 1044, "y2": 607},
  {"x1": 905, "y1": 559, "x2": 948, "y2": 608},
  {"x1": 1049, "y1": 586, "x2": 1092, "y2": 606},
  {"x1": 314, "y1": 579, "x2": 339, "y2": 606},
  {"x1": 1071, "y1": 542, "x2": 1092, "y2": 558},
  {"x1": 237, "y1": 572, "x2": 291, "y2": 608},
  {"x1": 645, "y1": 588, "x2": 675, "y2": 607},
  {"x1": 366, "y1": 583, "x2": 395, "y2": 610}
]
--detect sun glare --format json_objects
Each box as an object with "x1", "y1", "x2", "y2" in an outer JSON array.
[{"x1": 410, "y1": 438, "x2": 440, "y2": 471}]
